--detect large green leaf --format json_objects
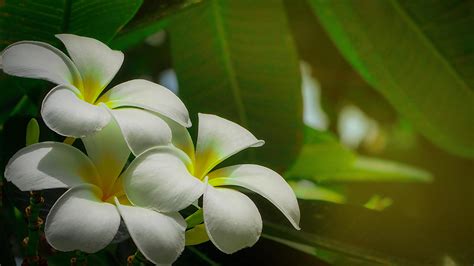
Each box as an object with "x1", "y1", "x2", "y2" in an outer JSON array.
[
  {"x1": 0, "y1": 0, "x2": 142, "y2": 48},
  {"x1": 111, "y1": 0, "x2": 203, "y2": 50},
  {"x1": 261, "y1": 199, "x2": 470, "y2": 265},
  {"x1": 169, "y1": 0, "x2": 303, "y2": 170},
  {"x1": 309, "y1": 0, "x2": 474, "y2": 159},
  {"x1": 286, "y1": 127, "x2": 432, "y2": 183}
]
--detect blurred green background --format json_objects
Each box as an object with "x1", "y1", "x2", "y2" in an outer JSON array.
[{"x1": 1, "y1": 0, "x2": 473, "y2": 265}]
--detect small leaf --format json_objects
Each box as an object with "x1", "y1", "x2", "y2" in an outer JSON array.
[
  {"x1": 185, "y1": 208, "x2": 204, "y2": 229},
  {"x1": 185, "y1": 224, "x2": 209, "y2": 246},
  {"x1": 25, "y1": 118, "x2": 39, "y2": 146}
]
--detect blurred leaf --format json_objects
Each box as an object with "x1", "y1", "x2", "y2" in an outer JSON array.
[
  {"x1": 309, "y1": 0, "x2": 474, "y2": 158},
  {"x1": 364, "y1": 195, "x2": 393, "y2": 211},
  {"x1": 169, "y1": 0, "x2": 303, "y2": 171},
  {"x1": 0, "y1": 0, "x2": 142, "y2": 48},
  {"x1": 261, "y1": 200, "x2": 459, "y2": 265},
  {"x1": 289, "y1": 180, "x2": 345, "y2": 203},
  {"x1": 264, "y1": 235, "x2": 379, "y2": 265},
  {"x1": 111, "y1": 0, "x2": 204, "y2": 50},
  {"x1": 286, "y1": 128, "x2": 432, "y2": 183},
  {"x1": 0, "y1": 76, "x2": 41, "y2": 127}
]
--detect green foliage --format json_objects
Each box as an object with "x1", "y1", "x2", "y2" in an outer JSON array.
[
  {"x1": 0, "y1": 0, "x2": 472, "y2": 265},
  {"x1": 168, "y1": 0, "x2": 303, "y2": 171},
  {"x1": 309, "y1": 0, "x2": 474, "y2": 159},
  {"x1": 288, "y1": 180, "x2": 345, "y2": 203},
  {"x1": 0, "y1": 0, "x2": 143, "y2": 48},
  {"x1": 111, "y1": 0, "x2": 203, "y2": 50},
  {"x1": 286, "y1": 127, "x2": 432, "y2": 183},
  {"x1": 262, "y1": 199, "x2": 465, "y2": 265}
]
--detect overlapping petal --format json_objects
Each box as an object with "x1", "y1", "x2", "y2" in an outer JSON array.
[
  {"x1": 115, "y1": 198, "x2": 186, "y2": 265},
  {"x1": 56, "y1": 34, "x2": 123, "y2": 102},
  {"x1": 208, "y1": 164, "x2": 300, "y2": 229},
  {"x1": 82, "y1": 109, "x2": 130, "y2": 193},
  {"x1": 122, "y1": 146, "x2": 204, "y2": 212},
  {"x1": 203, "y1": 186, "x2": 262, "y2": 254},
  {"x1": 41, "y1": 85, "x2": 111, "y2": 137},
  {"x1": 98, "y1": 79, "x2": 191, "y2": 127},
  {"x1": 4, "y1": 142, "x2": 100, "y2": 191},
  {"x1": 45, "y1": 184, "x2": 120, "y2": 253},
  {"x1": 110, "y1": 108, "x2": 172, "y2": 156},
  {"x1": 194, "y1": 113, "x2": 264, "y2": 179},
  {"x1": 0, "y1": 41, "x2": 82, "y2": 88},
  {"x1": 156, "y1": 115, "x2": 195, "y2": 162}
]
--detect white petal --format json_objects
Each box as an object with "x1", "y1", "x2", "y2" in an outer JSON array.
[
  {"x1": 194, "y1": 114, "x2": 264, "y2": 178},
  {"x1": 203, "y1": 186, "x2": 262, "y2": 254},
  {"x1": 158, "y1": 114, "x2": 195, "y2": 162},
  {"x1": 4, "y1": 142, "x2": 100, "y2": 191},
  {"x1": 122, "y1": 146, "x2": 204, "y2": 212},
  {"x1": 82, "y1": 108, "x2": 130, "y2": 194},
  {"x1": 111, "y1": 108, "x2": 172, "y2": 156},
  {"x1": 209, "y1": 165, "x2": 300, "y2": 229},
  {"x1": 41, "y1": 85, "x2": 111, "y2": 137},
  {"x1": 115, "y1": 198, "x2": 186, "y2": 264},
  {"x1": 98, "y1": 79, "x2": 191, "y2": 127},
  {"x1": 45, "y1": 184, "x2": 120, "y2": 253},
  {"x1": 56, "y1": 34, "x2": 123, "y2": 102},
  {"x1": 0, "y1": 41, "x2": 82, "y2": 87}
]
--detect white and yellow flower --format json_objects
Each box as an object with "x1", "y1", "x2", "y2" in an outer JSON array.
[
  {"x1": 121, "y1": 113, "x2": 301, "y2": 254},
  {"x1": 5, "y1": 119, "x2": 186, "y2": 265},
  {"x1": 0, "y1": 34, "x2": 190, "y2": 155}
]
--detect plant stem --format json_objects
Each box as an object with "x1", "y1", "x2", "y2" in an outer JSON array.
[{"x1": 23, "y1": 191, "x2": 44, "y2": 266}]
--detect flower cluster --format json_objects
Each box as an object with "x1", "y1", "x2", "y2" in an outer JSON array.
[{"x1": 1, "y1": 35, "x2": 300, "y2": 264}]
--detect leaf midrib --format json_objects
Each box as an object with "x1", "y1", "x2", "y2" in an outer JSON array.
[{"x1": 210, "y1": 0, "x2": 248, "y2": 127}]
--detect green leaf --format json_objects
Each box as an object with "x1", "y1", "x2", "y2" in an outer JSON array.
[
  {"x1": 286, "y1": 128, "x2": 432, "y2": 183},
  {"x1": 308, "y1": 0, "x2": 474, "y2": 158},
  {"x1": 111, "y1": 0, "x2": 204, "y2": 50},
  {"x1": 25, "y1": 118, "x2": 40, "y2": 146},
  {"x1": 185, "y1": 208, "x2": 203, "y2": 229},
  {"x1": 0, "y1": 0, "x2": 143, "y2": 49},
  {"x1": 262, "y1": 200, "x2": 461, "y2": 265},
  {"x1": 169, "y1": 0, "x2": 303, "y2": 170},
  {"x1": 288, "y1": 180, "x2": 346, "y2": 203}
]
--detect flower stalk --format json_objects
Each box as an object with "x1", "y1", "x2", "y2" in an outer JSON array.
[{"x1": 23, "y1": 191, "x2": 44, "y2": 266}]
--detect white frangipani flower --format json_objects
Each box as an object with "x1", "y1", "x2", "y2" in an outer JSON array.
[
  {"x1": 121, "y1": 113, "x2": 301, "y2": 254},
  {"x1": 0, "y1": 34, "x2": 190, "y2": 155},
  {"x1": 4, "y1": 119, "x2": 186, "y2": 265}
]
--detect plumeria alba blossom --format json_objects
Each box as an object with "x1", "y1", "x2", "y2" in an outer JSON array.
[
  {"x1": 4, "y1": 119, "x2": 186, "y2": 265},
  {"x1": 122, "y1": 113, "x2": 301, "y2": 254},
  {"x1": 0, "y1": 34, "x2": 190, "y2": 155}
]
